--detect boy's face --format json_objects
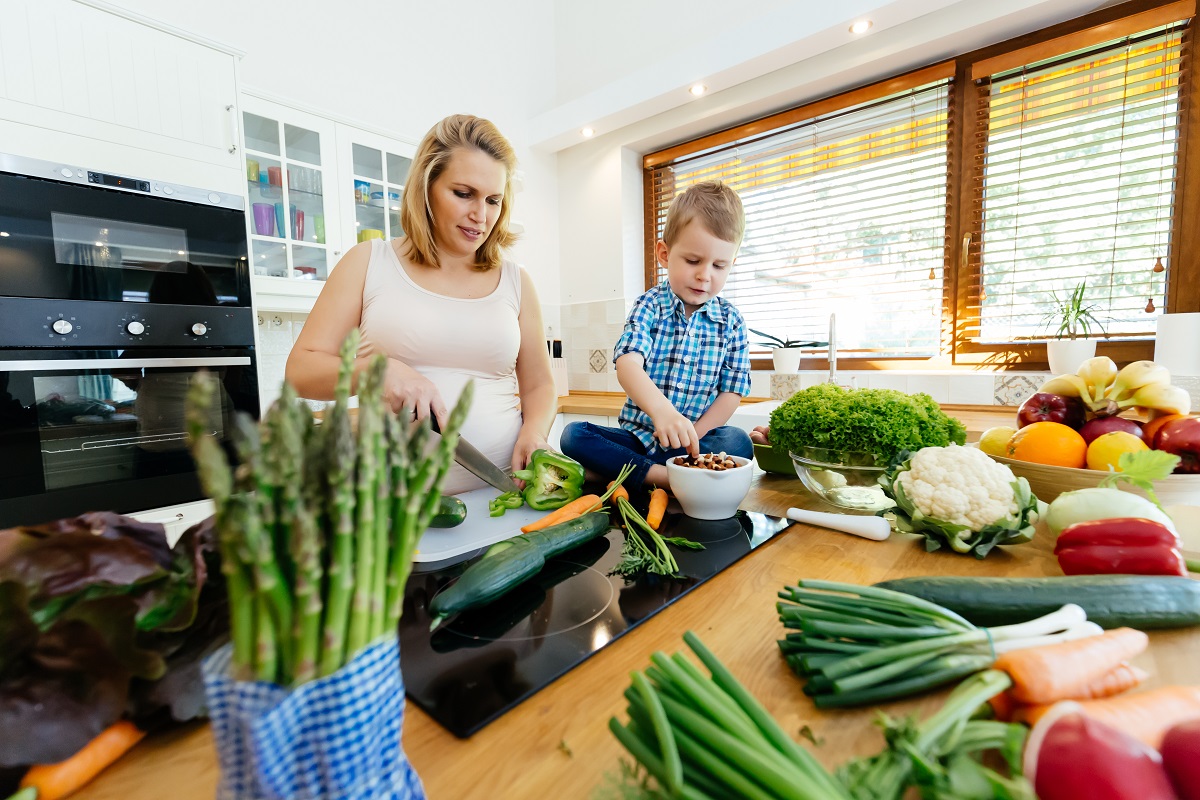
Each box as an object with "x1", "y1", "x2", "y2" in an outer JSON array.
[{"x1": 656, "y1": 220, "x2": 738, "y2": 315}]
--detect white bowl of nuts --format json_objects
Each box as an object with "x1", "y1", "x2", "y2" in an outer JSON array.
[{"x1": 666, "y1": 453, "x2": 754, "y2": 520}]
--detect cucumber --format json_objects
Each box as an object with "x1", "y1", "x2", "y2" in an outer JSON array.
[
  {"x1": 429, "y1": 512, "x2": 611, "y2": 619},
  {"x1": 429, "y1": 496, "x2": 468, "y2": 528},
  {"x1": 874, "y1": 575, "x2": 1200, "y2": 630}
]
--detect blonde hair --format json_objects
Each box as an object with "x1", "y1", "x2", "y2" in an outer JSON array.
[
  {"x1": 399, "y1": 114, "x2": 518, "y2": 271},
  {"x1": 662, "y1": 181, "x2": 746, "y2": 249}
]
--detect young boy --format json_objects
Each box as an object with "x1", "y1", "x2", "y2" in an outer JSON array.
[{"x1": 560, "y1": 181, "x2": 753, "y2": 491}]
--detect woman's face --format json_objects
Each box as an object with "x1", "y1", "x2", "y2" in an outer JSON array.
[{"x1": 428, "y1": 147, "x2": 507, "y2": 261}]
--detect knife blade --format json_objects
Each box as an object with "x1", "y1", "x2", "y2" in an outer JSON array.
[{"x1": 430, "y1": 417, "x2": 521, "y2": 494}]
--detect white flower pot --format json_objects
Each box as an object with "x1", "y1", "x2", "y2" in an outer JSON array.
[
  {"x1": 772, "y1": 348, "x2": 803, "y2": 373},
  {"x1": 1046, "y1": 338, "x2": 1097, "y2": 375}
]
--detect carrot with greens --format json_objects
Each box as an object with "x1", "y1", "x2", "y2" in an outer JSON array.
[
  {"x1": 520, "y1": 463, "x2": 635, "y2": 533},
  {"x1": 20, "y1": 720, "x2": 145, "y2": 800},
  {"x1": 606, "y1": 480, "x2": 629, "y2": 504},
  {"x1": 646, "y1": 487, "x2": 668, "y2": 530},
  {"x1": 1016, "y1": 686, "x2": 1200, "y2": 747},
  {"x1": 993, "y1": 627, "x2": 1148, "y2": 704},
  {"x1": 520, "y1": 494, "x2": 600, "y2": 533}
]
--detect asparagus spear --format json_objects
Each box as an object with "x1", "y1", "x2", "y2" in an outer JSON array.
[
  {"x1": 185, "y1": 372, "x2": 256, "y2": 678},
  {"x1": 346, "y1": 355, "x2": 386, "y2": 656},
  {"x1": 319, "y1": 330, "x2": 360, "y2": 676}
]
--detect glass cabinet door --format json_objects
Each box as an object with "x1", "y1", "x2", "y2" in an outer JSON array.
[
  {"x1": 243, "y1": 109, "x2": 336, "y2": 282},
  {"x1": 342, "y1": 132, "x2": 414, "y2": 247}
]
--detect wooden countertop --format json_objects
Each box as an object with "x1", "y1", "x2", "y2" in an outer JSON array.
[{"x1": 81, "y1": 428, "x2": 1198, "y2": 800}]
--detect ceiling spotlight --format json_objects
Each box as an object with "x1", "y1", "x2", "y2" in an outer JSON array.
[
  {"x1": 581, "y1": 127, "x2": 595, "y2": 138},
  {"x1": 0, "y1": 231, "x2": 9, "y2": 237},
  {"x1": 689, "y1": 83, "x2": 707, "y2": 97},
  {"x1": 849, "y1": 19, "x2": 872, "y2": 34}
]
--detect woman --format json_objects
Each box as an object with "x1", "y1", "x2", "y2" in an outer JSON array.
[{"x1": 286, "y1": 114, "x2": 556, "y2": 494}]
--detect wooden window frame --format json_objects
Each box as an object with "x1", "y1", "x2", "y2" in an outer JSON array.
[{"x1": 643, "y1": 0, "x2": 1200, "y2": 372}]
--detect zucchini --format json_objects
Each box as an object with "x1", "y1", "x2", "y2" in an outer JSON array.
[
  {"x1": 874, "y1": 575, "x2": 1200, "y2": 630},
  {"x1": 429, "y1": 496, "x2": 468, "y2": 528},
  {"x1": 429, "y1": 512, "x2": 611, "y2": 619}
]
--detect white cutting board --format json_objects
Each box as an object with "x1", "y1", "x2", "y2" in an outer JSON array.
[{"x1": 412, "y1": 486, "x2": 549, "y2": 563}]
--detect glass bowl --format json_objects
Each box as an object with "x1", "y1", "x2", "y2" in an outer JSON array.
[{"x1": 788, "y1": 446, "x2": 896, "y2": 513}]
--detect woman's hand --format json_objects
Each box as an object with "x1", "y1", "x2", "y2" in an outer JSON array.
[
  {"x1": 381, "y1": 358, "x2": 448, "y2": 429},
  {"x1": 510, "y1": 428, "x2": 550, "y2": 487}
]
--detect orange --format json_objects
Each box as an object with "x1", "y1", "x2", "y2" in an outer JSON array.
[
  {"x1": 1006, "y1": 421, "x2": 1088, "y2": 469},
  {"x1": 1086, "y1": 431, "x2": 1149, "y2": 471}
]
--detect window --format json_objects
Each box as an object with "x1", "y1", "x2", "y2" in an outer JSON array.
[
  {"x1": 646, "y1": 74, "x2": 952, "y2": 358},
  {"x1": 643, "y1": 0, "x2": 1200, "y2": 369}
]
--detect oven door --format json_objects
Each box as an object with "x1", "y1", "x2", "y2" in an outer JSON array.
[
  {"x1": 0, "y1": 168, "x2": 249, "y2": 306},
  {"x1": 0, "y1": 349, "x2": 258, "y2": 527}
]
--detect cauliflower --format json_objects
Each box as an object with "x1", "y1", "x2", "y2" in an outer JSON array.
[{"x1": 881, "y1": 444, "x2": 1047, "y2": 559}]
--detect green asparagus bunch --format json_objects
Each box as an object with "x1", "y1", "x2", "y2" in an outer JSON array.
[{"x1": 185, "y1": 329, "x2": 472, "y2": 686}]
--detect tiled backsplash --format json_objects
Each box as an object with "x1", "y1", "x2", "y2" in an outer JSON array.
[
  {"x1": 769, "y1": 371, "x2": 1200, "y2": 408},
  {"x1": 256, "y1": 311, "x2": 319, "y2": 413}
]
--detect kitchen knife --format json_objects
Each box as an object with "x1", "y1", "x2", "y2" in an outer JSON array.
[{"x1": 430, "y1": 416, "x2": 522, "y2": 494}]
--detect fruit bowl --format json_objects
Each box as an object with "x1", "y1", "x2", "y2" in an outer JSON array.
[
  {"x1": 984, "y1": 451, "x2": 1200, "y2": 505},
  {"x1": 788, "y1": 446, "x2": 896, "y2": 513}
]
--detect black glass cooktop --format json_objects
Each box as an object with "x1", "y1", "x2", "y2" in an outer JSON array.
[{"x1": 397, "y1": 509, "x2": 790, "y2": 738}]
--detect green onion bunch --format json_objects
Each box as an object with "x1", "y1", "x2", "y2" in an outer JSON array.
[
  {"x1": 185, "y1": 329, "x2": 471, "y2": 686},
  {"x1": 778, "y1": 580, "x2": 1092, "y2": 709}
]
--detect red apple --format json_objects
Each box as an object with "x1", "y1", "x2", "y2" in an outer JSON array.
[
  {"x1": 1018, "y1": 392, "x2": 1086, "y2": 430},
  {"x1": 1156, "y1": 417, "x2": 1200, "y2": 474},
  {"x1": 1079, "y1": 416, "x2": 1144, "y2": 446}
]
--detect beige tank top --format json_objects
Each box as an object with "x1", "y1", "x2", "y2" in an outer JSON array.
[{"x1": 358, "y1": 239, "x2": 524, "y2": 495}]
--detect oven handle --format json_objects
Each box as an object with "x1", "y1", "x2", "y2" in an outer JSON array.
[{"x1": 0, "y1": 357, "x2": 251, "y2": 371}]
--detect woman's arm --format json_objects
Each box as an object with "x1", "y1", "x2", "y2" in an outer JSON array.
[
  {"x1": 511, "y1": 268, "x2": 557, "y2": 469},
  {"x1": 285, "y1": 242, "x2": 372, "y2": 399},
  {"x1": 286, "y1": 242, "x2": 449, "y2": 424}
]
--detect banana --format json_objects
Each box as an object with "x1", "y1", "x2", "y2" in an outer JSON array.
[
  {"x1": 1038, "y1": 374, "x2": 1093, "y2": 405},
  {"x1": 1109, "y1": 360, "x2": 1172, "y2": 404},
  {"x1": 1076, "y1": 356, "x2": 1118, "y2": 401},
  {"x1": 1121, "y1": 382, "x2": 1192, "y2": 416}
]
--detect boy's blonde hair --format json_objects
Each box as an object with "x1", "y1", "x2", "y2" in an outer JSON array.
[
  {"x1": 662, "y1": 181, "x2": 745, "y2": 249},
  {"x1": 399, "y1": 114, "x2": 518, "y2": 271}
]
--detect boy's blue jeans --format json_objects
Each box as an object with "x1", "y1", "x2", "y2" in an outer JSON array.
[{"x1": 559, "y1": 421, "x2": 753, "y2": 490}]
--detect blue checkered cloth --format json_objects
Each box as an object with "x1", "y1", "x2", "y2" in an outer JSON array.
[
  {"x1": 614, "y1": 280, "x2": 751, "y2": 452},
  {"x1": 202, "y1": 638, "x2": 425, "y2": 800}
]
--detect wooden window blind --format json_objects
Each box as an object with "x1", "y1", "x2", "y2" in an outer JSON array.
[
  {"x1": 646, "y1": 79, "x2": 953, "y2": 358},
  {"x1": 963, "y1": 22, "x2": 1187, "y2": 347}
]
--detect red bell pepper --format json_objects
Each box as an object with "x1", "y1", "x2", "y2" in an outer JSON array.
[{"x1": 1054, "y1": 517, "x2": 1187, "y2": 577}]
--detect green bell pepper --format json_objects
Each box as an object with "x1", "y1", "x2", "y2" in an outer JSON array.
[
  {"x1": 488, "y1": 490, "x2": 525, "y2": 517},
  {"x1": 512, "y1": 449, "x2": 586, "y2": 511}
]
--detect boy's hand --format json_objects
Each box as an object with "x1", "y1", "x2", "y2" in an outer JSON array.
[{"x1": 652, "y1": 409, "x2": 700, "y2": 457}]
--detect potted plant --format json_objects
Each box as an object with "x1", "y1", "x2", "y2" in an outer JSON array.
[
  {"x1": 749, "y1": 329, "x2": 828, "y2": 373},
  {"x1": 1042, "y1": 281, "x2": 1106, "y2": 375}
]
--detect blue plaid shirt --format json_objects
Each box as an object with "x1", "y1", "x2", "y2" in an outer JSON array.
[{"x1": 614, "y1": 281, "x2": 751, "y2": 452}]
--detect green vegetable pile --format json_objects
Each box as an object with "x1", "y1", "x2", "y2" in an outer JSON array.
[
  {"x1": 602, "y1": 631, "x2": 1031, "y2": 800},
  {"x1": 768, "y1": 384, "x2": 966, "y2": 463},
  {"x1": 186, "y1": 329, "x2": 470, "y2": 686}
]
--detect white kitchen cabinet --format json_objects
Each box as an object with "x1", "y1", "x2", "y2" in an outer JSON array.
[
  {"x1": 0, "y1": 0, "x2": 243, "y2": 194},
  {"x1": 334, "y1": 125, "x2": 415, "y2": 251},
  {"x1": 240, "y1": 94, "x2": 342, "y2": 312}
]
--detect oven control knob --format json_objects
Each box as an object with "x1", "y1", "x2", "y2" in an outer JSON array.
[
  {"x1": 52, "y1": 319, "x2": 73, "y2": 335},
  {"x1": 191, "y1": 323, "x2": 208, "y2": 336},
  {"x1": 126, "y1": 321, "x2": 146, "y2": 335}
]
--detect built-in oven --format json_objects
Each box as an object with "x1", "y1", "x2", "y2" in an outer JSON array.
[{"x1": 0, "y1": 153, "x2": 258, "y2": 528}]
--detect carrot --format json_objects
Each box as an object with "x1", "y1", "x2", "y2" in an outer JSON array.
[
  {"x1": 520, "y1": 494, "x2": 601, "y2": 533},
  {"x1": 993, "y1": 627, "x2": 1148, "y2": 705},
  {"x1": 1008, "y1": 663, "x2": 1149, "y2": 725},
  {"x1": 20, "y1": 720, "x2": 145, "y2": 800},
  {"x1": 988, "y1": 690, "x2": 1018, "y2": 722},
  {"x1": 606, "y1": 481, "x2": 630, "y2": 504},
  {"x1": 646, "y1": 488, "x2": 668, "y2": 531},
  {"x1": 1015, "y1": 686, "x2": 1200, "y2": 748}
]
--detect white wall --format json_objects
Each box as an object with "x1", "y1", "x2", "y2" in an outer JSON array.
[
  {"x1": 95, "y1": 0, "x2": 563, "y2": 307},
  {"x1": 553, "y1": 0, "x2": 1109, "y2": 309}
]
